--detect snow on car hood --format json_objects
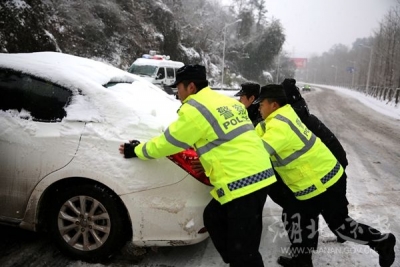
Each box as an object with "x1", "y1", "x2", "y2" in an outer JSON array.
[{"x1": 0, "y1": 52, "x2": 181, "y2": 140}]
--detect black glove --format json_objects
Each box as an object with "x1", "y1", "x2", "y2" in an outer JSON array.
[{"x1": 124, "y1": 140, "x2": 140, "y2": 158}]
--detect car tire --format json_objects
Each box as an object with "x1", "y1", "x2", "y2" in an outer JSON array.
[{"x1": 48, "y1": 183, "x2": 129, "y2": 262}]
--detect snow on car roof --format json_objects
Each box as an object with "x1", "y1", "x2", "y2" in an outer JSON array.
[
  {"x1": 0, "y1": 52, "x2": 181, "y2": 140},
  {"x1": 132, "y1": 58, "x2": 184, "y2": 67},
  {"x1": 0, "y1": 52, "x2": 136, "y2": 91}
]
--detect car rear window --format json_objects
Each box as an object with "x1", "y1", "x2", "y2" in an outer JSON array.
[{"x1": 0, "y1": 69, "x2": 73, "y2": 122}]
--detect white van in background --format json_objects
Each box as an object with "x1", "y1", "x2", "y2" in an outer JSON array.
[{"x1": 128, "y1": 52, "x2": 184, "y2": 94}]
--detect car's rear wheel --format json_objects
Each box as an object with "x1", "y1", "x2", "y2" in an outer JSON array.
[{"x1": 48, "y1": 183, "x2": 129, "y2": 262}]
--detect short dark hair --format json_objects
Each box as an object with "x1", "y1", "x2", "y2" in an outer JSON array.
[
  {"x1": 265, "y1": 96, "x2": 287, "y2": 107},
  {"x1": 182, "y1": 80, "x2": 209, "y2": 92}
]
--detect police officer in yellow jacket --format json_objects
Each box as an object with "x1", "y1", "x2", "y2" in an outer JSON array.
[
  {"x1": 234, "y1": 82, "x2": 263, "y2": 126},
  {"x1": 254, "y1": 84, "x2": 396, "y2": 267},
  {"x1": 119, "y1": 65, "x2": 277, "y2": 267}
]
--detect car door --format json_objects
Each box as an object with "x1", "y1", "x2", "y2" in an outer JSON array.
[
  {"x1": 165, "y1": 67, "x2": 175, "y2": 86},
  {"x1": 0, "y1": 70, "x2": 84, "y2": 220},
  {"x1": 155, "y1": 67, "x2": 166, "y2": 85}
]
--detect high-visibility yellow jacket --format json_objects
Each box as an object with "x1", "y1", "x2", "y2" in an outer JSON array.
[
  {"x1": 255, "y1": 104, "x2": 344, "y2": 200},
  {"x1": 135, "y1": 86, "x2": 276, "y2": 204}
]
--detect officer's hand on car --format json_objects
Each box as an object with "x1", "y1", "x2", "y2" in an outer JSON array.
[{"x1": 119, "y1": 140, "x2": 141, "y2": 158}]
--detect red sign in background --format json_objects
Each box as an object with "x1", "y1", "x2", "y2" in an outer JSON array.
[{"x1": 291, "y1": 58, "x2": 308, "y2": 68}]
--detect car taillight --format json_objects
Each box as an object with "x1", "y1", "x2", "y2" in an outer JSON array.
[{"x1": 167, "y1": 149, "x2": 212, "y2": 186}]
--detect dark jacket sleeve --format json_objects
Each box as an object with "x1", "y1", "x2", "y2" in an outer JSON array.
[
  {"x1": 291, "y1": 98, "x2": 310, "y2": 118},
  {"x1": 302, "y1": 114, "x2": 348, "y2": 168},
  {"x1": 247, "y1": 103, "x2": 263, "y2": 126}
]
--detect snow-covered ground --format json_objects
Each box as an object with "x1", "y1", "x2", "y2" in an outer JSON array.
[{"x1": 308, "y1": 84, "x2": 400, "y2": 119}]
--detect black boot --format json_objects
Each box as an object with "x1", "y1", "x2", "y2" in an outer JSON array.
[
  {"x1": 277, "y1": 255, "x2": 313, "y2": 267},
  {"x1": 370, "y1": 233, "x2": 396, "y2": 267}
]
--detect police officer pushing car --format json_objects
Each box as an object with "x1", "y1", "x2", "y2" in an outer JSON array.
[
  {"x1": 234, "y1": 82, "x2": 263, "y2": 126},
  {"x1": 120, "y1": 64, "x2": 277, "y2": 267}
]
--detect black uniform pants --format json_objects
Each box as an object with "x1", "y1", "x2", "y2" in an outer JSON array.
[
  {"x1": 283, "y1": 173, "x2": 384, "y2": 254},
  {"x1": 269, "y1": 172, "x2": 350, "y2": 250},
  {"x1": 203, "y1": 186, "x2": 269, "y2": 267}
]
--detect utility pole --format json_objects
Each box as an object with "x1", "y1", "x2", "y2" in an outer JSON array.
[
  {"x1": 313, "y1": 68, "x2": 317, "y2": 83},
  {"x1": 275, "y1": 53, "x2": 281, "y2": 83},
  {"x1": 347, "y1": 60, "x2": 356, "y2": 88},
  {"x1": 331, "y1": 65, "x2": 338, "y2": 85},
  {"x1": 359, "y1": 44, "x2": 373, "y2": 94}
]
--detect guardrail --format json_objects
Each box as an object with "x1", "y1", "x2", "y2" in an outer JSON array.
[
  {"x1": 324, "y1": 83, "x2": 400, "y2": 105},
  {"x1": 352, "y1": 86, "x2": 400, "y2": 105},
  {"x1": 369, "y1": 86, "x2": 400, "y2": 105}
]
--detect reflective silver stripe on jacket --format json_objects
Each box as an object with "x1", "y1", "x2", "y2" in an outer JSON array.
[
  {"x1": 263, "y1": 140, "x2": 276, "y2": 156},
  {"x1": 164, "y1": 127, "x2": 191, "y2": 150},
  {"x1": 142, "y1": 143, "x2": 155, "y2": 159},
  {"x1": 293, "y1": 161, "x2": 341, "y2": 197},
  {"x1": 187, "y1": 99, "x2": 254, "y2": 156},
  {"x1": 270, "y1": 114, "x2": 317, "y2": 167},
  {"x1": 260, "y1": 121, "x2": 276, "y2": 155},
  {"x1": 260, "y1": 121, "x2": 266, "y2": 132},
  {"x1": 141, "y1": 128, "x2": 191, "y2": 159},
  {"x1": 216, "y1": 168, "x2": 275, "y2": 198}
]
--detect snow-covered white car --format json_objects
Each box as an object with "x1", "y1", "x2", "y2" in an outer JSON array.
[{"x1": 0, "y1": 52, "x2": 211, "y2": 262}]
